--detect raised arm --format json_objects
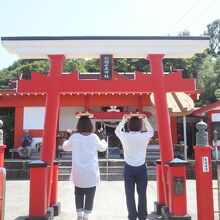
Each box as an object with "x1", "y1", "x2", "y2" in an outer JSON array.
[
  {"x1": 95, "y1": 134, "x2": 108, "y2": 152},
  {"x1": 115, "y1": 115, "x2": 128, "y2": 138},
  {"x1": 142, "y1": 117, "x2": 154, "y2": 138}
]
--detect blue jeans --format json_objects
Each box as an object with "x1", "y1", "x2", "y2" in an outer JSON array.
[
  {"x1": 75, "y1": 186, "x2": 96, "y2": 213},
  {"x1": 124, "y1": 163, "x2": 148, "y2": 220}
]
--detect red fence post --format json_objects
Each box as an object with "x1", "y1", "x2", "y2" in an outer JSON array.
[
  {"x1": 194, "y1": 146, "x2": 214, "y2": 220},
  {"x1": 163, "y1": 159, "x2": 191, "y2": 219},
  {"x1": 26, "y1": 161, "x2": 53, "y2": 220}
]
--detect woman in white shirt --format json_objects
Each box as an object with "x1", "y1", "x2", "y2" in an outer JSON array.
[
  {"x1": 63, "y1": 113, "x2": 107, "y2": 220},
  {"x1": 115, "y1": 114, "x2": 154, "y2": 220}
]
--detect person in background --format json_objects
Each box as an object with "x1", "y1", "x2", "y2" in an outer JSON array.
[
  {"x1": 63, "y1": 112, "x2": 108, "y2": 220},
  {"x1": 17, "y1": 129, "x2": 33, "y2": 159},
  {"x1": 65, "y1": 129, "x2": 73, "y2": 140},
  {"x1": 115, "y1": 113, "x2": 154, "y2": 220}
]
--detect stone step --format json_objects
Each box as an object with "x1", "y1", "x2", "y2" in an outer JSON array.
[
  {"x1": 57, "y1": 159, "x2": 126, "y2": 167},
  {"x1": 5, "y1": 160, "x2": 29, "y2": 169},
  {"x1": 6, "y1": 169, "x2": 29, "y2": 180},
  {"x1": 147, "y1": 157, "x2": 160, "y2": 160},
  {"x1": 58, "y1": 173, "x2": 123, "y2": 181},
  {"x1": 146, "y1": 151, "x2": 160, "y2": 156},
  {"x1": 58, "y1": 166, "x2": 71, "y2": 174},
  {"x1": 58, "y1": 166, "x2": 125, "y2": 174},
  {"x1": 147, "y1": 149, "x2": 160, "y2": 152},
  {"x1": 4, "y1": 159, "x2": 220, "y2": 181},
  {"x1": 58, "y1": 166, "x2": 157, "y2": 181},
  {"x1": 146, "y1": 155, "x2": 160, "y2": 158},
  {"x1": 99, "y1": 159, "x2": 125, "y2": 166},
  {"x1": 58, "y1": 173, "x2": 70, "y2": 181},
  {"x1": 58, "y1": 165, "x2": 156, "y2": 173},
  {"x1": 58, "y1": 171, "x2": 157, "y2": 181},
  {"x1": 101, "y1": 173, "x2": 124, "y2": 181},
  {"x1": 99, "y1": 166, "x2": 124, "y2": 173},
  {"x1": 57, "y1": 157, "x2": 161, "y2": 167},
  {"x1": 146, "y1": 157, "x2": 160, "y2": 161}
]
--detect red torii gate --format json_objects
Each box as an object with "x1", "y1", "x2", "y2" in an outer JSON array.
[
  {"x1": 1, "y1": 36, "x2": 209, "y2": 219},
  {"x1": 18, "y1": 55, "x2": 194, "y2": 218}
]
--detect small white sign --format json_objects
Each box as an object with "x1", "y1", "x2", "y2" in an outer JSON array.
[{"x1": 202, "y1": 157, "x2": 209, "y2": 172}]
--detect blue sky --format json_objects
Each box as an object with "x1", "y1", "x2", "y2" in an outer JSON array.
[{"x1": 0, "y1": 0, "x2": 219, "y2": 70}]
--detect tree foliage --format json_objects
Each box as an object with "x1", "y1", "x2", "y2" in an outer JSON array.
[
  {"x1": 215, "y1": 89, "x2": 220, "y2": 100},
  {"x1": 0, "y1": 108, "x2": 14, "y2": 147},
  {"x1": 84, "y1": 59, "x2": 99, "y2": 72},
  {"x1": 196, "y1": 56, "x2": 217, "y2": 105},
  {"x1": 204, "y1": 19, "x2": 220, "y2": 56},
  {"x1": 64, "y1": 59, "x2": 87, "y2": 72},
  {"x1": 0, "y1": 59, "x2": 49, "y2": 89},
  {"x1": 213, "y1": 56, "x2": 220, "y2": 88},
  {"x1": 177, "y1": 30, "x2": 190, "y2": 36}
]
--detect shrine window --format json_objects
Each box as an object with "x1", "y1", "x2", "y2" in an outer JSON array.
[{"x1": 212, "y1": 122, "x2": 220, "y2": 139}]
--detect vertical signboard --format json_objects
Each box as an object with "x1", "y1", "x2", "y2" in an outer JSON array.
[
  {"x1": 202, "y1": 156, "x2": 209, "y2": 172},
  {"x1": 173, "y1": 176, "x2": 185, "y2": 195},
  {"x1": 100, "y1": 55, "x2": 113, "y2": 80}
]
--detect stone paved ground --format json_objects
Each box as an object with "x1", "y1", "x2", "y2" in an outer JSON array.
[{"x1": 5, "y1": 180, "x2": 219, "y2": 220}]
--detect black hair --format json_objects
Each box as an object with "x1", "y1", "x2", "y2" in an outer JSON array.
[
  {"x1": 76, "y1": 116, "x2": 94, "y2": 133},
  {"x1": 128, "y1": 117, "x2": 142, "y2": 132}
]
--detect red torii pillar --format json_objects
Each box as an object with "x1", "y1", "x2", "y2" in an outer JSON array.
[
  {"x1": 148, "y1": 54, "x2": 192, "y2": 219},
  {"x1": 18, "y1": 55, "x2": 67, "y2": 219},
  {"x1": 148, "y1": 54, "x2": 174, "y2": 204}
]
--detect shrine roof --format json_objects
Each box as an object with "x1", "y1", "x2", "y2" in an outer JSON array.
[
  {"x1": 151, "y1": 92, "x2": 194, "y2": 116},
  {"x1": 1, "y1": 36, "x2": 209, "y2": 59},
  {"x1": 194, "y1": 101, "x2": 220, "y2": 116}
]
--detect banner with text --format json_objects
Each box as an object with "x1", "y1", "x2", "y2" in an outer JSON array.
[{"x1": 100, "y1": 55, "x2": 113, "y2": 80}]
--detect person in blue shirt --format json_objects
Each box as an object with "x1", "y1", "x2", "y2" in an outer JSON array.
[{"x1": 17, "y1": 129, "x2": 33, "y2": 159}]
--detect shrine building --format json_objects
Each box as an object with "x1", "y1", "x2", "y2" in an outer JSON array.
[{"x1": 194, "y1": 101, "x2": 220, "y2": 147}]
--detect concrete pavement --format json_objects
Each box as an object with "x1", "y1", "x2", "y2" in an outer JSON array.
[{"x1": 4, "y1": 180, "x2": 219, "y2": 220}]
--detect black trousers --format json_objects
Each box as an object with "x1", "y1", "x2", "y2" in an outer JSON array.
[
  {"x1": 124, "y1": 163, "x2": 148, "y2": 220},
  {"x1": 75, "y1": 186, "x2": 96, "y2": 213}
]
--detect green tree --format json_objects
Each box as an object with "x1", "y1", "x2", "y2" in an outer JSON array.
[
  {"x1": 184, "y1": 52, "x2": 209, "y2": 78},
  {"x1": 114, "y1": 58, "x2": 149, "y2": 73},
  {"x1": 0, "y1": 59, "x2": 49, "y2": 89},
  {"x1": 177, "y1": 30, "x2": 191, "y2": 36},
  {"x1": 114, "y1": 59, "x2": 130, "y2": 72},
  {"x1": 64, "y1": 59, "x2": 86, "y2": 72},
  {"x1": 215, "y1": 89, "x2": 220, "y2": 100},
  {"x1": 196, "y1": 55, "x2": 216, "y2": 106},
  {"x1": 214, "y1": 56, "x2": 220, "y2": 87},
  {"x1": 84, "y1": 59, "x2": 99, "y2": 72},
  {"x1": 0, "y1": 108, "x2": 15, "y2": 148},
  {"x1": 204, "y1": 19, "x2": 220, "y2": 56}
]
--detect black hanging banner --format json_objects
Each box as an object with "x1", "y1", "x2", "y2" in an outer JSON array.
[{"x1": 100, "y1": 55, "x2": 113, "y2": 80}]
